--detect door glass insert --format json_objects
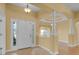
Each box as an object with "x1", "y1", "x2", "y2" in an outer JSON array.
[{"x1": 13, "y1": 21, "x2": 17, "y2": 46}]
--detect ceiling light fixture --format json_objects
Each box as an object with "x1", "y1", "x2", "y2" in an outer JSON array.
[{"x1": 24, "y1": 4, "x2": 31, "y2": 13}]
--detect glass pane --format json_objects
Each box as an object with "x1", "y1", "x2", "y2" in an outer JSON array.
[{"x1": 13, "y1": 21, "x2": 17, "y2": 46}]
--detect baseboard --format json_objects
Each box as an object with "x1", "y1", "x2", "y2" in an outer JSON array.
[
  {"x1": 58, "y1": 40, "x2": 79, "y2": 47},
  {"x1": 6, "y1": 46, "x2": 36, "y2": 53},
  {"x1": 6, "y1": 48, "x2": 18, "y2": 53},
  {"x1": 68, "y1": 43, "x2": 79, "y2": 47},
  {"x1": 58, "y1": 40, "x2": 69, "y2": 44},
  {"x1": 38, "y1": 45, "x2": 59, "y2": 55}
]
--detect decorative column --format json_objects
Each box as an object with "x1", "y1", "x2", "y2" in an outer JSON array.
[
  {"x1": 68, "y1": 18, "x2": 77, "y2": 46},
  {"x1": 51, "y1": 9, "x2": 58, "y2": 54}
]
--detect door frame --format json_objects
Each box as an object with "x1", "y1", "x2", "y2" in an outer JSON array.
[
  {"x1": 0, "y1": 10, "x2": 6, "y2": 55},
  {"x1": 10, "y1": 18, "x2": 36, "y2": 51}
]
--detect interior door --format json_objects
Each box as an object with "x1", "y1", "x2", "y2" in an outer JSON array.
[{"x1": 17, "y1": 20, "x2": 35, "y2": 49}]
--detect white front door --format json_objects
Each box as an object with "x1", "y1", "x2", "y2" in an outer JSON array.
[{"x1": 17, "y1": 20, "x2": 35, "y2": 49}]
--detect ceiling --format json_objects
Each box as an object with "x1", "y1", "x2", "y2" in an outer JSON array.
[
  {"x1": 12, "y1": 3, "x2": 68, "y2": 22},
  {"x1": 64, "y1": 3, "x2": 79, "y2": 12},
  {"x1": 12, "y1": 3, "x2": 40, "y2": 12},
  {"x1": 12, "y1": 3, "x2": 79, "y2": 12}
]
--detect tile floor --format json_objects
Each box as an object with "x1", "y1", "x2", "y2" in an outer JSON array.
[
  {"x1": 6, "y1": 42, "x2": 79, "y2": 55},
  {"x1": 6, "y1": 47, "x2": 51, "y2": 55}
]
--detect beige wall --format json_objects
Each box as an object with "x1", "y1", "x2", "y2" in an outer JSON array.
[
  {"x1": 74, "y1": 12, "x2": 79, "y2": 22},
  {"x1": 0, "y1": 4, "x2": 5, "y2": 10},
  {"x1": 76, "y1": 23, "x2": 79, "y2": 43},
  {"x1": 73, "y1": 12, "x2": 79, "y2": 44},
  {"x1": 57, "y1": 20, "x2": 69, "y2": 42}
]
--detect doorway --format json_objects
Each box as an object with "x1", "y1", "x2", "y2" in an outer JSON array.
[{"x1": 11, "y1": 18, "x2": 36, "y2": 51}]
